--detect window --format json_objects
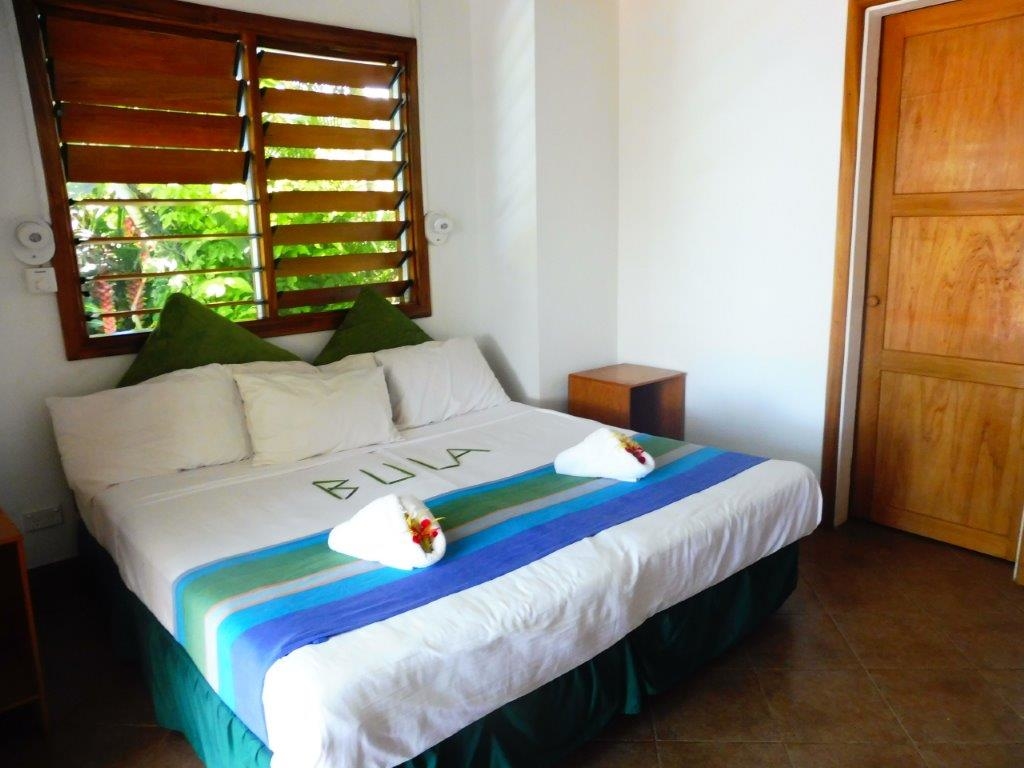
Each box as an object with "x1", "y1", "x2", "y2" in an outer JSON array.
[{"x1": 13, "y1": 0, "x2": 430, "y2": 359}]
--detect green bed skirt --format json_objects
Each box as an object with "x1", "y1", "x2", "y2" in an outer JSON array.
[{"x1": 82, "y1": 530, "x2": 797, "y2": 768}]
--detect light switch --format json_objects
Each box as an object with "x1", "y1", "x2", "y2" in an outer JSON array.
[{"x1": 24, "y1": 267, "x2": 57, "y2": 293}]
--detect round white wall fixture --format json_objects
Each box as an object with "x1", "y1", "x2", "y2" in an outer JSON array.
[
  {"x1": 425, "y1": 212, "x2": 453, "y2": 245},
  {"x1": 14, "y1": 220, "x2": 55, "y2": 266}
]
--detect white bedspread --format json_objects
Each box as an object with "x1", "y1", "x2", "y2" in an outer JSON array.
[{"x1": 82, "y1": 403, "x2": 821, "y2": 768}]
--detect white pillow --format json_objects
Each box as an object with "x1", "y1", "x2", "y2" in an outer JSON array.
[
  {"x1": 47, "y1": 365, "x2": 251, "y2": 501},
  {"x1": 226, "y1": 360, "x2": 317, "y2": 376},
  {"x1": 153, "y1": 358, "x2": 378, "y2": 458},
  {"x1": 153, "y1": 363, "x2": 311, "y2": 458},
  {"x1": 373, "y1": 338, "x2": 510, "y2": 428},
  {"x1": 233, "y1": 366, "x2": 400, "y2": 466},
  {"x1": 316, "y1": 353, "x2": 377, "y2": 376}
]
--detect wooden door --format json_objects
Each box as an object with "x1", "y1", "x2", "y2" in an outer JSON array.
[{"x1": 852, "y1": 0, "x2": 1024, "y2": 560}]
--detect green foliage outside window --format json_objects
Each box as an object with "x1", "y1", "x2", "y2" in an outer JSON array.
[{"x1": 69, "y1": 78, "x2": 406, "y2": 336}]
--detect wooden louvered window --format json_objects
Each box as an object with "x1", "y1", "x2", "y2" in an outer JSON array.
[{"x1": 13, "y1": 0, "x2": 430, "y2": 360}]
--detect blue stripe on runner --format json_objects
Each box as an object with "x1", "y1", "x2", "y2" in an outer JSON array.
[
  {"x1": 228, "y1": 450, "x2": 764, "y2": 738},
  {"x1": 173, "y1": 529, "x2": 328, "y2": 640}
]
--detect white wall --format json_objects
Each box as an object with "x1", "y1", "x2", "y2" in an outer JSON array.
[
  {"x1": 0, "y1": 0, "x2": 619, "y2": 566},
  {"x1": 468, "y1": 0, "x2": 620, "y2": 407},
  {"x1": 617, "y1": 0, "x2": 846, "y2": 474},
  {"x1": 535, "y1": 0, "x2": 619, "y2": 408},
  {"x1": 467, "y1": 0, "x2": 541, "y2": 402}
]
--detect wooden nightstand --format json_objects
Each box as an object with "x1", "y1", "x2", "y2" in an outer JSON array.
[
  {"x1": 568, "y1": 364, "x2": 685, "y2": 439},
  {"x1": 0, "y1": 509, "x2": 47, "y2": 728}
]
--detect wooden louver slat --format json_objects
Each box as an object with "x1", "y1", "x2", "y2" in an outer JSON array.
[
  {"x1": 265, "y1": 158, "x2": 403, "y2": 181},
  {"x1": 263, "y1": 123, "x2": 401, "y2": 151},
  {"x1": 71, "y1": 198, "x2": 252, "y2": 206},
  {"x1": 81, "y1": 265, "x2": 255, "y2": 282},
  {"x1": 76, "y1": 232, "x2": 254, "y2": 244},
  {"x1": 60, "y1": 104, "x2": 245, "y2": 151},
  {"x1": 54, "y1": 62, "x2": 242, "y2": 115},
  {"x1": 269, "y1": 191, "x2": 404, "y2": 213},
  {"x1": 45, "y1": 16, "x2": 238, "y2": 79},
  {"x1": 65, "y1": 146, "x2": 248, "y2": 184},
  {"x1": 260, "y1": 88, "x2": 400, "y2": 121},
  {"x1": 259, "y1": 51, "x2": 398, "y2": 90},
  {"x1": 88, "y1": 299, "x2": 259, "y2": 320},
  {"x1": 276, "y1": 279, "x2": 410, "y2": 309},
  {"x1": 275, "y1": 251, "x2": 408, "y2": 277},
  {"x1": 271, "y1": 221, "x2": 408, "y2": 246}
]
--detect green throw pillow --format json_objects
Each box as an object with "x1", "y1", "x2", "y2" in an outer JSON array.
[
  {"x1": 118, "y1": 294, "x2": 300, "y2": 387},
  {"x1": 313, "y1": 289, "x2": 431, "y2": 365}
]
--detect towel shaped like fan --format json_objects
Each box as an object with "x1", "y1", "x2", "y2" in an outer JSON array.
[
  {"x1": 328, "y1": 494, "x2": 446, "y2": 570},
  {"x1": 554, "y1": 428, "x2": 655, "y2": 482}
]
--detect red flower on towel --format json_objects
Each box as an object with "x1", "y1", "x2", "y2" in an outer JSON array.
[
  {"x1": 406, "y1": 513, "x2": 441, "y2": 554},
  {"x1": 615, "y1": 433, "x2": 647, "y2": 465}
]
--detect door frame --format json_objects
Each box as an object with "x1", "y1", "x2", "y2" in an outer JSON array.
[
  {"x1": 1015, "y1": 514, "x2": 1023, "y2": 584},
  {"x1": 821, "y1": 0, "x2": 959, "y2": 527}
]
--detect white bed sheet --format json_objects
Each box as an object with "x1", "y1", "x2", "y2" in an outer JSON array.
[{"x1": 83, "y1": 403, "x2": 821, "y2": 768}]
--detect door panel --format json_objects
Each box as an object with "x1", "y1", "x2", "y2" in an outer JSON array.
[
  {"x1": 874, "y1": 372, "x2": 1024, "y2": 537},
  {"x1": 895, "y1": 13, "x2": 1024, "y2": 193},
  {"x1": 852, "y1": 0, "x2": 1024, "y2": 560},
  {"x1": 884, "y1": 216, "x2": 1024, "y2": 364}
]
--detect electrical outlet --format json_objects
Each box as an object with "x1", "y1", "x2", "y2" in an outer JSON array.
[{"x1": 22, "y1": 506, "x2": 63, "y2": 532}]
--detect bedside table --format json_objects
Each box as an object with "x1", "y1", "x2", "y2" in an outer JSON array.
[
  {"x1": 568, "y1": 364, "x2": 685, "y2": 440},
  {"x1": 0, "y1": 509, "x2": 47, "y2": 728}
]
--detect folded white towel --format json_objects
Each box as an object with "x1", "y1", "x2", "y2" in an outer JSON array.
[
  {"x1": 554, "y1": 428, "x2": 655, "y2": 482},
  {"x1": 328, "y1": 494, "x2": 446, "y2": 570}
]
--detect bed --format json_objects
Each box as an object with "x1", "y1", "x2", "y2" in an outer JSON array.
[
  {"x1": 70, "y1": 398, "x2": 820, "y2": 768},
  {"x1": 47, "y1": 302, "x2": 819, "y2": 768}
]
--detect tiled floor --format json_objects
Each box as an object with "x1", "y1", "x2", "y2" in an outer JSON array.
[
  {"x1": 4, "y1": 520, "x2": 1023, "y2": 767},
  {"x1": 566, "y1": 522, "x2": 1024, "y2": 768}
]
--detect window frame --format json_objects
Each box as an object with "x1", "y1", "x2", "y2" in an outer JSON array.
[{"x1": 13, "y1": 0, "x2": 431, "y2": 360}]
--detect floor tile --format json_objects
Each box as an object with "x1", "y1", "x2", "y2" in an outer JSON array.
[
  {"x1": 593, "y1": 711, "x2": 655, "y2": 742},
  {"x1": 944, "y1": 612, "x2": 1024, "y2": 669},
  {"x1": 798, "y1": 528, "x2": 856, "y2": 569},
  {"x1": 657, "y1": 741, "x2": 791, "y2": 768},
  {"x1": 802, "y1": 563, "x2": 916, "y2": 613},
  {"x1": 561, "y1": 740, "x2": 659, "y2": 768},
  {"x1": 844, "y1": 525, "x2": 969, "y2": 573},
  {"x1": 0, "y1": 706, "x2": 52, "y2": 768},
  {"x1": 918, "y1": 744, "x2": 1024, "y2": 768},
  {"x1": 757, "y1": 669, "x2": 906, "y2": 744},
  {"x1": 981, "y1": 669, "x2": 1024, "y2": 718},
  {"x1": 957, "y1": 551, "x2": 1021, "y2": 591},
  {"x1": 871, "y1": 668, "x2": 1024, "y2": 743},
  {"x1": 786, "y1": 742, "x2": 926, "y2": 767},
  {"x1": 651, "y1": 668, "x2": 779, "y2": 742},
  {"x1": 777, "y1": 578, "x2": 825, "y2": 614},
  {"x1": 38, "y1": 724, "x2": 167, "y2": 768},
  {"x1": 896, "y1": 567, "x2": 1020, "y2": 625},
  {"x1": 704, "y1": 642, "x2": 752, "y2": 670},
  {"x1": 745, "y1": 611, "x2": 859, "y2": 670},
  {"x1": 139, "y1": 732, "x2": 205, "y2": 768},
  {"x1": 830, "y1": 610, "x2": 971, "y2": 670},
  {"x1": 799, "y1": 529, "x2": 873, "y2": 570}
]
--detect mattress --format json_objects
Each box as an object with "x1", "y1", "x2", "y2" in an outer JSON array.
[{"x1": 81, "y1": 403, "x2": 821, "y2": 768}]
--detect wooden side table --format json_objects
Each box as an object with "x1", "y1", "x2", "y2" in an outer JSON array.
[
  {"x1": 0, "y1": 508, "x2": 47, "y2": 728},
  {"x1": 568, "y1": 364, "x2": 685, "y2": 439}
]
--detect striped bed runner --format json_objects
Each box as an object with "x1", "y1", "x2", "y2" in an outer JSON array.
[{"x1": 172, "y1": 435, "x2": 766, "y2": 740}]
